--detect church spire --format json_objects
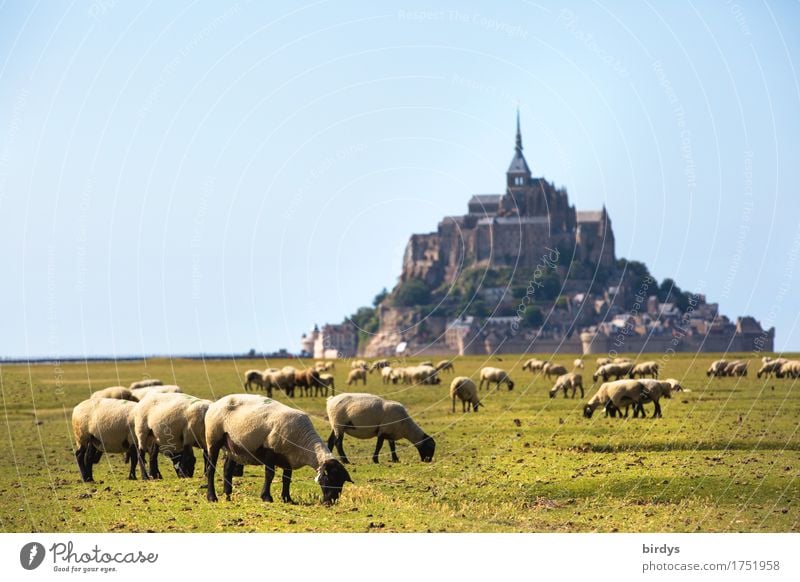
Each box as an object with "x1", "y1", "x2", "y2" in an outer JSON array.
[{"x1": 507, "y1": 109, "x2": 531, "y2": 183}]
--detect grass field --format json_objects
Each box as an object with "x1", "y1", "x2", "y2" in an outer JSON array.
[{"x1": 1, "y1": 353, "x2": 798, "y2": 533}]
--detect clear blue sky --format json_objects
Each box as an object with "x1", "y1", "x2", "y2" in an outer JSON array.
[{"x1": 2, "y1": 0, "x2": 799, "y2": 358}]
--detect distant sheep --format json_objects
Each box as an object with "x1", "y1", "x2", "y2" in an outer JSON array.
[
  {"x1": 347, "y1": 368, "x2": 367, "y2": 386},
  {"x1": 315, "y1": 373, "x2": 335, "y2": 397},
  {"x1": 543, "y1": 363, "x2": 568, "y2": 380},
  {"x1": 315, "y1": 361, "x2": 335, "y2": 372},
  {"x1": 369, "y1": 359, "x2": 390, "y2": 373},
  {"x1": 629, "y1": 361, "x2": 659, "y2": 379},
  {"x1": 351, "y1": 359, "x2": 368, "y2": 370},
  {"x1": 757, "y1": 358, "x2": 786, "y2": 379},
  {"x1": 706, "y1": 359, "x2": 729, "y2": 377},
  {"x1": 294, "y1": 368, "x2": 322, "y2": 397},
  {"x1": 583, "y1": 379, "x2": 645, "y2": 419},
  {"x1": 595, "y1": 357, "x2": 612, "y2": 367},
  {"x1": 205, "y1": 394, "x2": 352, "y2": 504},
  {"x1": 326, "y1": 393, "x2": 435, "y2": 464},
  {"x1": 129, "y1": 379, "x2": 163, "y2": 390},
  {"x1": 549, "y1": 373, "x2": 584, "y2": 399},
  {"x1": 776, "y1": 360, "x2": 800, "y2": 379},
  {"x1": 91, "y1": 386, "x2": 138, "y2": 401},
  {"x1": 478, "y1": 367, "x2": 514, "y2": 391},
  {"x1": 573, "y1": 358, "x2": 585, "y2": 369},
  {"x1": 407, "y1": 365, "x2": 441, "y2": 385},
  {"x1": 243, "y1": 370, "x2": 270, "y2": 392},
  {"x1": 592, "y1": 362, "x2": 635, "y2": 382},
  {"x1": 522, "y1": 358, "x2": 547, "y2": 373},
  {"x1": 450, "y1": 377, "x2": 481, "y2": 412},
  {"x1": 436, "y1": 360, "x2": 455, "y2": 374}
]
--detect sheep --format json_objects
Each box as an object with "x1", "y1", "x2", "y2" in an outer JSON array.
[
  {"x1": 91, "y1": 386, "x2": 139, "y2": 401},
  {"x1": 435, "y1": 360, "x2": 455, "y2": 374},
  {"x1": 315, "y1": 373, "x2": 336, "y2": 397},
  {"x1": 351, "y1": 359, "x2": 368, "y2": 370},
  {"x1": 629, "y1": 361, "x2": 660, "y2": 379},
  {"x1": 706, "y1": 359, "x2": 729, "y2": 377},
  {"x1": 129, "y1": 379, "x2": 163, "y2": 390},
  {"x1": 729, "y1": 360, "x2": 748, "y2": 377},
  {"x1": 368, "y1": 359, "x2": 390, "y2": 373},
  {"x1": 264, "y1": 369, "x2": 294, "y2": 398},
  {"x1": 573, "y1": 358, "x2": 585, "y2": 369},
  {"x1": 326, "y1": 393, "x2": 435, "y2": 464},
  {"x1": 663, "y1": 378, "x2": 686, "y2": 392},
  {"x1": 522, "y1": 358, "x2": 547, "y2": 372},
  {"x1": 294, "y1": 368, "x2": 322, "y2": 397},
  {"x1": 595, "y1": 357, "x2": 612, "y2": 367},
  {"x1": 133, "y1": 392, "x2": 212, "y2": 479},
  {"x1": 133, "y1": 385, "x2": 183, "y2": 399},
  {"x1": 626, "y1": 379, "x2": 674, "y2": 418},
  {"x1": 757, "y1": 358, "x2": 786, "y2": 379},
  {"x1": 776, "y1": 360, "x2": 800, "y2": 379},
  {"x1": 407, "y1": 365, "x2": 441, "y2": 385},
  {"x1": 204, "y1": 394, "x2": 352, "y2": 504},
  {"x1": 478, "y1": 367, "x2": 515, "y2": 391},
  {"x1": 548, "y1": 373, "x2": 584, "y2": 399},
  {"x1": 583, "y1": 379, "x2": 646, "y2": 418},
  {"x1": 592, "y1": 362, "x2": 634, "y2": 382},
  {"x1": 543, "y1": 362, "x2": 568, "y2": 380},
  {"x1": 419, "y1": 361, "x2": 434, "y2": 367},
  {"x1": 613, "y1": 357, "x2": 633, "y2": 364},
  {"x1": 243, "y1": 369, "x2": 270, "y2": 392},
  {"x1": 450, "y1": 377, "x2": 481, "y2": 412},
  {"x1": 72, "y1": 398, "x2": 145, "y2": 482},
  {"x1": 347, "y1": 368, "x2": 367, "y2": 386},
  {"x1": 315, "y1": 361, "x2": 335, "y2": 372}
]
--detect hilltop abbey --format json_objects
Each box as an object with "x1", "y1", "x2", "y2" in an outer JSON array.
[{"x1": 304, "y1": 114, "x2": 774, "y2": 358}]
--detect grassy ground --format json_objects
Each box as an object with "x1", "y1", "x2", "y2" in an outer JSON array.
[{"x1": 1, "y1": 353, "x2": 798, "y2": 533}]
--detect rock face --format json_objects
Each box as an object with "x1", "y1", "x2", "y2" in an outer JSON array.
[{"x1": 324, "y1": 113, "x2": 774, "y2": 358}]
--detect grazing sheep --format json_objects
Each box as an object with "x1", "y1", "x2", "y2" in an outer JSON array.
[
  {"x1": 592, "y1": 362, "x2": 635, "y2": 382},
  {"x1": 628, "y1": 379, "x2": 674, "y2": 418},
  {"x1": 522, "y1": 358, "x2": 547, "y2": 373},
  {"x1": 757, "y1": 358, "x2": 787, "y2": 379},
  {"x1": 72, "y1": 398, "x2": 144, "y2": 482},
  {"x1": 583, "y1": 379, "x2": 645, "y2": 419},
  {"x1": 407, "y1": 365, "x2": 441, "y2": 385},
  {"x1": 543, "y1": 362, "x2": 568, "y2": 380},
  {"x1": 450, "y1": 377, "x2": 481, "y2": 412},
  {"x1": 315, "y1": 361, "x2": 335, "y2": 372},
  {"x1": 243, "y1": 370, "x2": 270, "y2": 392},
  {"x1": 595, "y1": 357, "x2": 612, "y2": 367},
  {"x1": 629, "y1": 361, "x2": 660, "y2": 379},
  {"x1": 776, "y1": 360, "x2": 800, "y2": 379},
  {"x1": 315, "y1": 373, "x2": 335, "y2": 397},
  {"x1": 728, "y1": 360, "x2": 749, "y2": 377},
  {"x1": 548, "y1": 373, "x2": 584, "y2": 399},
  {"x1": 134, "y1": 393, "x2": 211, "y2": 479},
  {"x1": 326, "y1": 393, "x2": 435, "y2": 464},
  {"x1": 706, "y1": 359, "x2": 729, "y2": 377},
  {"x1": 347, "y1": 368, "x2": 367, "y2": 386},
  {"x1": 204, "y1": 394, "x2": 352, "y2": 504},
  {"x1": 478, "y1": 367, "x2": 515, "y2": 391},
  {"x1": 294, "y1": 368, "x2": 322, "y2": 397},
  {"x1": 265, "y1": 369, "x2": 294, "y2": 398},
  {"x1": 129, "y1": 379, "x2": 163, "y2": 390},
  {"x1": 91, "y1": 386, "x2": 138, "y2": 401},
  {"x1": 368, "y1": 359, "x2": 390, "y2": 373},
  {"x1": 573, "y1": 358, "x2": 585, "y2": 369},
  {"x1": 436, "y1": 360, "x2": 455, "y2": 374},
  {"x1": 663, "y1": 378, "x2": 686, "y2": 392}
]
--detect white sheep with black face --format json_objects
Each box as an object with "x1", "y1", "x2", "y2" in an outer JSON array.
[
  {"x1": 450, "y1": 376, "x2": 481, "y2": 412},
  {"x1": 72, "y1": 398, "x2": 145, "y2": 482},
  {"x1": 549, "y1": 373, "x2": 584, "y2": 399},
  {"x1": 133, "y1": 392, "x2": 212, "y2": 479},
  {"x1": 629, "y1": 361, "x2": 660, "y2": 379},
  {"x1": 326, "y1": 393, "x2": 436, "y2": 464},
  {"x1": 204, "y1": 394, "x2": 352, "y2": 505},
  {"x1": 583, "y1": 379, "x2": 646, "y2": 419},
  {"x1": 479, "y1": 367, "x2": 515, "y2": 391}
]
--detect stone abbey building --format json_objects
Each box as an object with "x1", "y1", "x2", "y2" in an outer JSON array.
[{"x1": 309, "y1": 114, "x2": 774, "y2": 358}]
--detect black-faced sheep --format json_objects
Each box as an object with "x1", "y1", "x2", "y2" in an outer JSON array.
[
  {"x1": 543, "y1": 362, "x2": 568, "y2": 380},
  {"x1": 629, "y1": 361, "x2": 659, "y2": 379},
  {"x1": 72, "y1": 398, "x2": 144, "y2": 482},
  {"x1": 204, "y1": 394, "x2": 352, "y2": 504},
  {"x1": 706, "y1": 359, "x2": 729, "y2": 377},
  {"x1": 478, "y1": 367, "x2": 514, "y2": 391},
  {"x1": 243, "y1": 369, "x2": 270, "y2": 392},
  {"x1": 326, "y1": 393, "x2": 435, "y2": 464},
  {"x1": 450, "y1": 377, "x2": 481, "y2": 412},
  {"x1": 522, "y1": 358, "x2": 547, "y2": 373},
  {"x1": 583, "y1": 379, "x2": 645, "y2": 419},
  {"x1": 134, "y1": 392, "x2": 211, "y2": 479},
  {"x1": 294, "y1": 368, "x2": 322, "y2": 397},
  {"x1": 368, "y1": 359, "x2": 390, "y2": 373},
  {"x1": 315, "y1": 373, "x2": 335, "y2": 396},
  {"x1": 548, "y1": 372, "x2": 584, "y2": 399}
]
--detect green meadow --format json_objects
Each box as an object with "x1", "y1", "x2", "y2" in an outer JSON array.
[{"x1": 1, "y1": 353, "x2": 798, "y2": 533}]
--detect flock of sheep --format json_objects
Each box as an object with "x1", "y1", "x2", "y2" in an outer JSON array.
[{"x1": 71, "y1": 352, "x2": 780, "y2": 506}]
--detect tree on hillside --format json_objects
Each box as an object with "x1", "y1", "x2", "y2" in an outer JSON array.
[{"x1": 393, "y1": 278, "x2": 431, "y2": 307}]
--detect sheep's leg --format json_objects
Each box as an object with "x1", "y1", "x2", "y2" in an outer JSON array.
[
  {"x1": 388, "y1": 439, "x2": 399, "y2": 462},
  {"x1": 149, "y1": 442, "x2": 162, "y2": 479},
  {"x1": 126, "y1": 443, "x2": 138, "y2": 480},
  {"x1": 653, "y1": 400, "x2": 662, "y2": 418},
  {"x1": 222, "y1": 457, "x2": 236, "y2": 501},
  {"x1": 75, "y1": 445, "x2": 89, "y2": 481},
  {"x1": 261, "y1": 462, "x2": 275, "y2": 502},
  {"x1": 452, "y1": 397, "x2": 456, "y2": 414},
  {"x1": 281, "y1": 469, "x2": 295, "y2": 504},
  {"x1": 205, "y1": 439, "x2": 223, "y2": 502},
  {"x1": 83, "y1": 443, "x2": 98, "y2": 482},
  {"x1": 202, "y1": 449, "x2": 211, "y2": 477},
  {"x1": 335, "y1": 432, "x2": 349, "y2": 464},
  {"x1": 135, "y1": 446, "x2": 149, "y2": 481},
  {"x1": 372, "y1": 435, "x2": 385, "y2": 464}
]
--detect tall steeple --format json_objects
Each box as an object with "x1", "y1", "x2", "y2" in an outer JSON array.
[{"x1": 507, "y1": 108, "x2": 531, "y2": 186}]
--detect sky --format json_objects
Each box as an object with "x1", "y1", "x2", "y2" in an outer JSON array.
[{"x1": 1, "y1": 0, "x2": 799, "y2": 358}]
